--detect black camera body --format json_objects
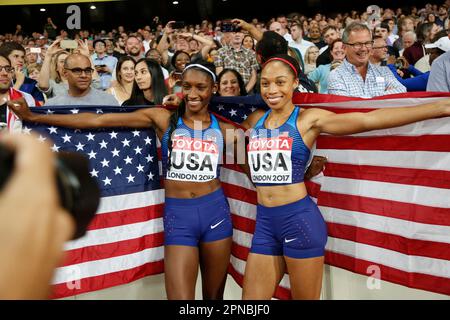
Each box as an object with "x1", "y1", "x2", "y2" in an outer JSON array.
[
  {"x1": 221, "y1": 21, "x2": 241, "y2": 33},
  {"x1": 394, "y1": 59, "x2": 404, "y2": 69},
  {"x1": 0, "y1": 144, "x2": 100, "y2": 240}
]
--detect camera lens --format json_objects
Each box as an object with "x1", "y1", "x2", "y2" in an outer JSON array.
[{"x1": 0, "y1": 145, "x2": 100, "y2": 240}]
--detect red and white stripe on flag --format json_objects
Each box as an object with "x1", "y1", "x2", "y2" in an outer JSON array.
[{"x1": 224, "y1": 92, "x2": 450, "y2": 299}]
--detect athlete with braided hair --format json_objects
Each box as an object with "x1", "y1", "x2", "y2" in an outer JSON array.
[{"x1": 9, "y1": 60, "x2": 241, "y2": 300}]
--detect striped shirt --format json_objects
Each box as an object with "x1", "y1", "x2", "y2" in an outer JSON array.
[{"x1": 328, "y1": 59, "x2": 406, "y2": 98}]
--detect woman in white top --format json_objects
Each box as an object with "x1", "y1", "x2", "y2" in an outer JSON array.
[{"x1": 107, "y1": 56, "x2": 135, "y2": 105}]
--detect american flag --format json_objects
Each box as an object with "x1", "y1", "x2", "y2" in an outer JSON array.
[
  {"x1": 211, "y1": 92, "x2": 450, "y2": 298},
  {"x1": 23, "y1": 105, "x2": 164, "y2": 299},
  {"x1": 24, "y1": 91, "x2": 450, "y2": 299}
]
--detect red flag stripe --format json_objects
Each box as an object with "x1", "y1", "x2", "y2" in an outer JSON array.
[
  {"x1": 319, "y1": 191, "x2": 450, "y2": 226},
  {"x1": 325, "y1": 251, "x2": 450, "y2": 296},
  {"x1": 231, "y1": 214, "x2": 256, "y2": 235},
  {"x1": 61, "y1": 232, "x2": 164, "y2": 267},
  {"x1": 293, "y1": 91, "x2": 450, "y2": 104},
  {"x1": 324, "y1": 163, "x2": 450, "y2": 189},
  {"x1": 317, "y1": 135, "x2": 450, "y2": 152},
  {"x1": 327, "y1": 222, "x2": 450, "y2": 260},
  {"x1": 87, "y1": 204, "x2": 164, "y2": 230},
  {"x1": 222, "y1": 182, "x2": 257, "y2": 205},
  {"x1": 51, "y1": 261, "x2": 164, "y2": 299}
]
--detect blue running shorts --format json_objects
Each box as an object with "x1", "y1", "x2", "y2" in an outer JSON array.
[
  {"x1": 164, "y1": 188, "x2": 233, "y2": 247},
  {"x1": 250, "y1": 195, "x2": 328, "y2": 259}
]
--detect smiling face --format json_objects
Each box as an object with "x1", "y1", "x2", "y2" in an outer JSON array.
[
  {"x1": 260, "y1": 60, "x2": 298, "y2": 111},
  {"x1": 174, "y1": 52, "x2": 190, "y2": 72},
  {"x1": 119, "y1": 60, "x2": 135, "y2": 83},
  {"x1": 330, "y1": 41, "x2": 345, "y2": 61},
  {"x1": 344, "y1": 29, "x2": 372, "y2": 68},
  {"x1": 182, "y1": 68, "x2": 216, "y2": 113},
  {"x1": 218, "y1": 71, "x2": 240, "y2": 96}
]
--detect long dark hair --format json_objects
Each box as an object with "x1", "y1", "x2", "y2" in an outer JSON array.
[
  {"x1": 122, "y1": 58, "x2": 167, "y2": 106},
  {"x1": 216, "y1": 68, "x2": 247, "y2": 96},
  {"x1": 166, "y1": 60, "x2": 216, "y2": 170}
]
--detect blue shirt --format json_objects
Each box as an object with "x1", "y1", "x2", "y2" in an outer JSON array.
[
  {"x1": 387, "y1": 64, "x2": 429, "y2": 92},
  {"x1": 308, "y1": 64, "x2": 331, "y2": 94},
  {"x1": 328, "y1": 59, "x2": 406, "y2": 98},
  {"x1": 92, "y1": 54, "x2": 118, "y2": 90},
  {"x1": 17, "y1": 77, "x2": 44, "y2": 102}
]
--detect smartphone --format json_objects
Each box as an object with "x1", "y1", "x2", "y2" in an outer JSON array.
[
  {"x1": 171, "y1": 21, "x2": 185, "y2": 29},
  {"x1": 221, "y1": 21, "x2": 241, "y2": 33},
  {"x1": 60, "y1": 39, "x2": 78, "y2": 49},
  {"x1": 29, "y1": 47, "x2": 41, "y2": 54}
]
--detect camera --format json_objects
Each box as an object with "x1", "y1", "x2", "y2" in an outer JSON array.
[
  {"x1": 0, "y1": 144, "x2": 100, "y2": 239},
  {"x1": 170, "y1": 21, "x2": 185, "y2": 29},
  {"x1": 394, "y1": 59, "x2": 404, "y2": 69},
  {"x1": 221, "y1": 21, "x2": 241, "y2": 33},
  {"x1": 60, "y1": 39, "x2": 78, "y2": 50}
]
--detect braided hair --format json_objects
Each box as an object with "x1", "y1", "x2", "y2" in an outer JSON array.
[{"x1": 166, "y1": 59, "x2": 216, "y2": 171}]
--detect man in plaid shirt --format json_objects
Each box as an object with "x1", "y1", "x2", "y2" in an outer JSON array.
[
  {"x1": 215, "y1": 28, "x2": 259, "y2": 93},
  {"x1": 328, "y1": 22, "x2": 406, "y2": 98}
]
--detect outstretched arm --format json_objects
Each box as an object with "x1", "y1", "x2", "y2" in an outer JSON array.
[
  {"x1": 311, "y1": 99, "x2": 450, "y2": 136},
  {"x1": 8, "y1": 97, "x2": 171, "y2": 131}
]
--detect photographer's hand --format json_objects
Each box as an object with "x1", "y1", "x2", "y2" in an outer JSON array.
[{"x1": 0, "y1": 134, "x2": 74, "y2": 299}]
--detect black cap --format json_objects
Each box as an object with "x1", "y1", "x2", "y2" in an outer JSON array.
[{"x1": 255, "y1": 31, "x2": 288, "y2": 63}]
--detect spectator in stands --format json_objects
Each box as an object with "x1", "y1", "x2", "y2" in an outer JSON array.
[
  {"x1": 125, "y1": 35, "x2": 145, "y2": 62},
  {"x1": 0, "y1": 53, "x2": 39, "y2": 131},
  {"x1": 328, "y1": 22, "x2": 406, "y2": 98},
  {"x1": 316, "y1": 26, "x2": 340, "y2": 67},
  {"x1": 167, "y1": 51, "x2": 191, "y2": 94},
  {"x1": 0, "y1": 42, "x2": 44, "y2": 104},
  {"x1": 43, "y1": 17, "x2": 57, "y2": 40},
  {"x1": 215, "y1": 23, "x2": 259, "y2": 93},
  {"x1": 92, "y1": 39, "x2": 118, "y2": 90},
  {"x1": 369, "y1": 36, "x2": 389, "y2": 66},
  {"x1": 106, "y1": 56, "x2": 135, "y2": 105},
  {"x1": 308, "y1": 39, "x2": 345, "y2": 93},
  {"x1": 399, "y1": 31, "x2": 417, "y2": 56},
  {"x1": 44, "y1": 53, "x2": 118, "y2": 106},
  {"x1": 427, "y1": 35, "x2": 450, "y2": 91},
  {"x1": 112, "y1": 35, "x2": 127, "y2": 60},
  {"x1": 435, "y1": 4, "x2": 448, "y2": 28},
  {"x1": 242, "y1": 35, "x2": 255, "y2": 51},
  {"x1": 393, "y1": 16, "x2": 416, "y2": 51},
  {"x1": 38, "y1": 39, "x2": 100, "y2": 99},
  {"x1": 402, "y1": 22, "x2": 432, "y2": 66},
  {"x1": 27, "y1": 63, "x2": 41, "y2": 82},
  {"x1": 122, "y1": 58, "x2": 167, "y2": 106},
  {"x1": 145, "y1": 48, "x2": 169, "y2": 79},
  {"x1": 304, "y1": 26, "x2": 326, "y2": 49},
  {"x1": 303, "y1": 45, "x2": 319, "y2": 75},
  {"x1": 216, "y1": 68, "x2": 247, "y2": 96},
  {"x1": 288, "y1": 21, "x2": 314, "y2": 61}
]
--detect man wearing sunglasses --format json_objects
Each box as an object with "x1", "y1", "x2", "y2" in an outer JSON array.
[
  {"x1": 0, "y1": 54, "x2": 39, "y2": 132},
  {"x1": 45, "y1": 53, "x2": 118, "y2": 106},
  {"x1": 328, "y1": 22, "x2": 406, "y2": 98}
]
